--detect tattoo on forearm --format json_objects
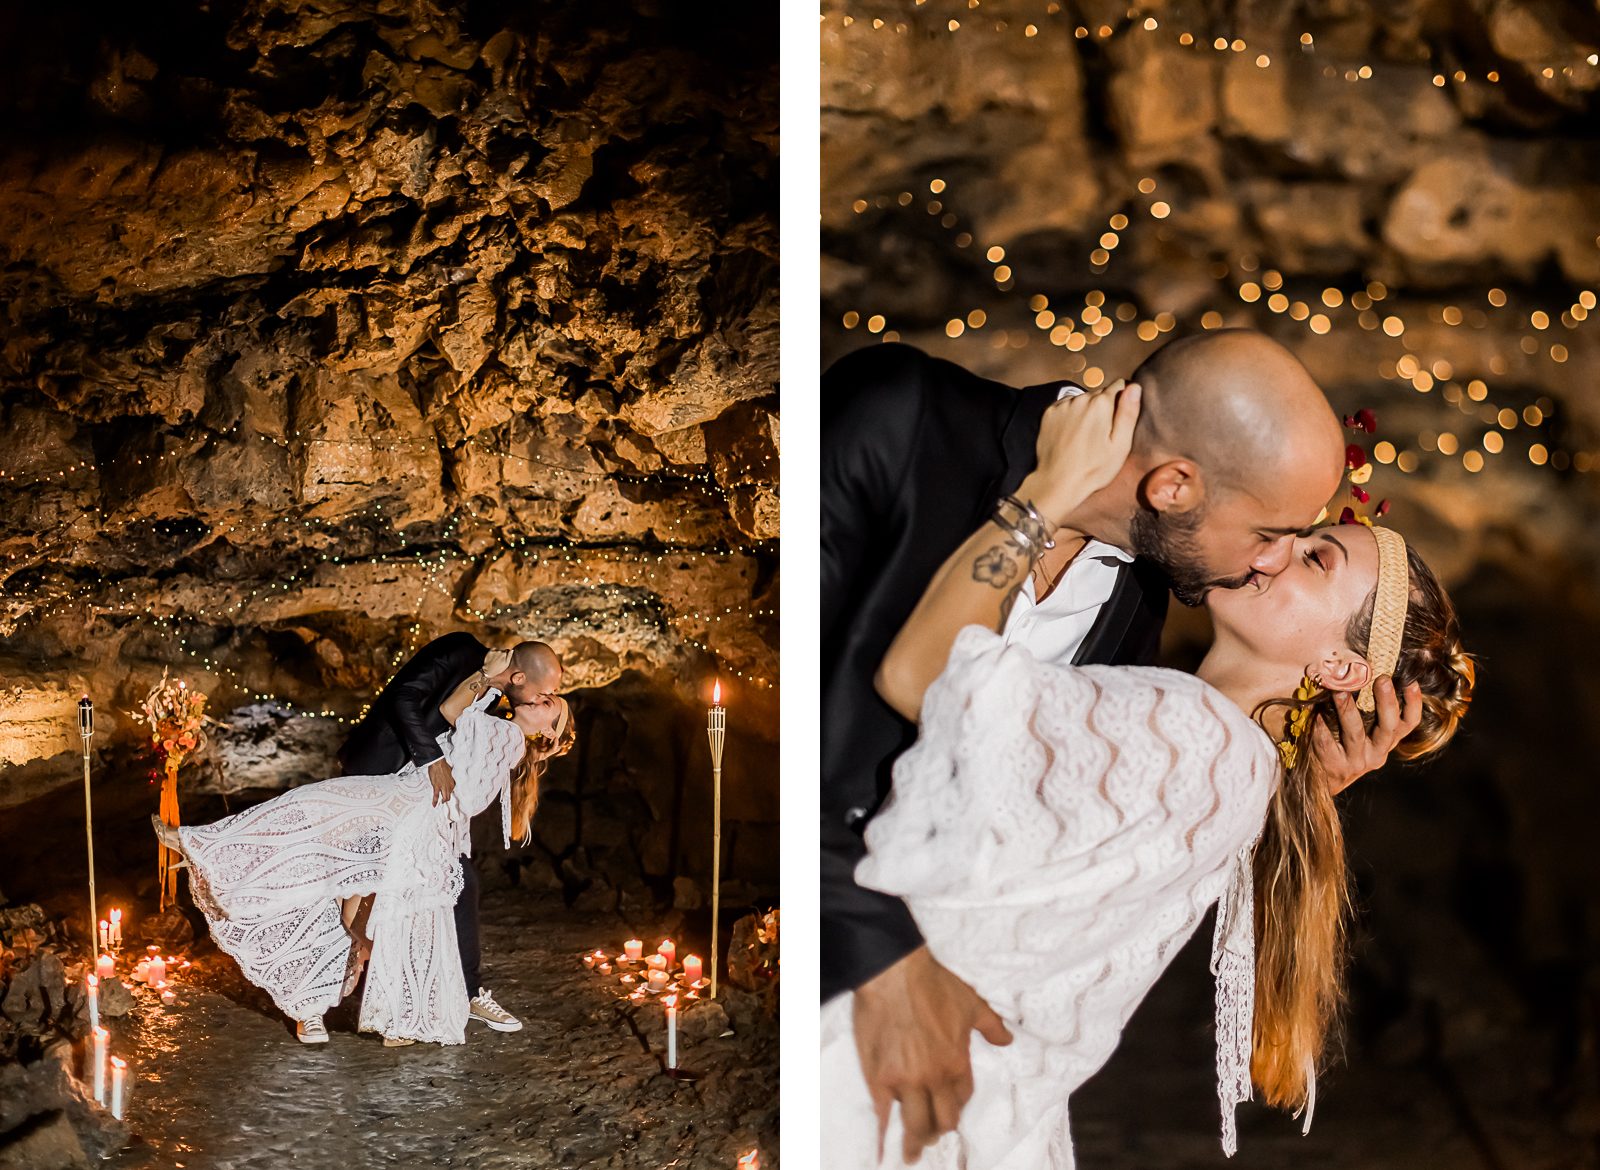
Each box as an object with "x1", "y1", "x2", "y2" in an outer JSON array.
[{"x1": 972, "y1": 544, "x2": 1022, "y2": 588}]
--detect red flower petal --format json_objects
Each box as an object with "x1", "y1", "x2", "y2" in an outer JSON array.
[
  {"x1": 1357, "y1": 409, "x2": 1377, "y2": 433},
  {"x1": 1351, "y1": 486, "x2": 1371, "y2": 503},
  {"x1": 1339, "y1": 507, "x2": 1359, "y2": 525},
  {"x1": 1375, "y1": 499, "x2": 1391, "y2": 517},
  {"x1": 1346, "y1": 444, "x2": 1368, "y2": 469}
]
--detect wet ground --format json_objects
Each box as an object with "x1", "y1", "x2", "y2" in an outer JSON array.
[{"x1": 101, "y1": 889, "x2": 776, "y2": 1170}]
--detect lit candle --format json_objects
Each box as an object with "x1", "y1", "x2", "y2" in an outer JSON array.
[
  {"x1": 647, "y1": 969, "x2": 669, "y2": 991},
  {"x1": 109, "y1": 1057, "x2": 127, "y2": 1119},
  {"x1": 738, "y1": 1152, "x2": 761, "y2": 1169},
  {"x1": 96, "y1": 954, "x2": 115, "y2": 980},
  {"x1": 582, "y1": 952, "x2": 598, "y2": 969},
  {"x1": 683, "y1": 954, "x2": 703, "y2": 985},
  {"x1": 658, "y1": 939, "x2": 676, "y2": 968},
  {"x1": 623, "y1": 939, "x2": 643, "y2": 961},
  {"x1": 160, "y1": 989, "x2": 176, "y2": 1005},
  {"x1": 92, "y1": 1027, "x2": 107, "y2": 1104},
  {"x1": 109, "y1": 909, "x2": 122, "y2": 949},
  {"x1": 664, "y1": 994, "x2": 678, "y2": 1069},
  {"x1": 87, "y1": 974, "x2": 99, "y2": 1032},
  {"x1": 646, "y1": 953, "x2": 667, "y2": 972},
  {"x1": 133, "y1": 960, "x2": 149, "y2": 984},
  {"x1": 98, "y1": 920, "x2": 110, "y2": 950},
  {"x1": 597, "y1": 962, "x2": 612, "y2": 975},
  {"x1": 147, "y1": 955, "x2": 166, "y2": 987}
]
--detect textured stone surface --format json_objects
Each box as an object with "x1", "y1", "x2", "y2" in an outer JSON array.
[{"x1": 0, "y1": 1, "x2": 779, "y2": 829}]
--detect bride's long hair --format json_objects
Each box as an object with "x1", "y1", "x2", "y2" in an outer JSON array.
[
  {"x1": 1250, "y1": 543, "x2": 1474, "y2": 1112},
  {"x1": 508, "y1": 699, "x2": 576, "y2": 846}
]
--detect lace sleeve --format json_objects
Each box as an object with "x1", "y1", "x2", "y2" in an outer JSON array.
[
  {"x1": 444, "y1": 708, "x2": 526, "y2": 822},
  {"x1": 1211, "y1": 838, "x2": 1258, "y2": 1157},
  {"x1": 860, "y1": 625, "x2": 1104, "y2": 898}
]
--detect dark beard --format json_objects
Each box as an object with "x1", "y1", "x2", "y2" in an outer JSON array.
[{"x1": 1128, "y1": 507, "x2": 1255, "y2": 607}]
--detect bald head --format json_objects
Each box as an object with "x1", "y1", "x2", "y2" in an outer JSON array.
[
  {"x1": 511, "y1": 641, "x2": 561, "y2": 684},
  {"x1": 501, "y1": 640, "x2": 562, "y2": 706},
  {"x1": 1131, "y1": 329, "x2": 1344, "y2": 503}
]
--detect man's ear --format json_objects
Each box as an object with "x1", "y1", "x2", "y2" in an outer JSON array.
[
  {"x1": 508, "y1": 669, "x2": 526, "y2": 689},
  {"x1": 1311, "y1": 652, "x2": 1371, "y2": 696},
  {"x1": 1141, "y1": 459, "x2": 1204, "y2": 515}
]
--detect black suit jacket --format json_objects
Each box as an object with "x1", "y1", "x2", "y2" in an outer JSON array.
[
  {"x1": 339, "y1": 632, "x2": 490, "y2": 777},
  {"x1": 821, "y1": 343, "x2": 1170, "y2": 1002}
]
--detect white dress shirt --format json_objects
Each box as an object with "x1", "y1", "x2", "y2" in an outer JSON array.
[{"x1": 999, "y1": 384, "x2": 1135, "y2": 666}]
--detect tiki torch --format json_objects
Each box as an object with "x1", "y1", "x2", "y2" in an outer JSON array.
[
  {"x1": 79, "y1": 696, "x2": 99, "y2": 952},
  {"x1": 707, "y1": 680, "x2": 726, "y2": 1000}
]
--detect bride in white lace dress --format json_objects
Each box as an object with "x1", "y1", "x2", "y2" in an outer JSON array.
[
  {"x1": 155, "y1": 651, "x2": 574, "y2": 1046},
  {"x1": 821, "y1": 385, "x2": 1474, "y2": 1168}
]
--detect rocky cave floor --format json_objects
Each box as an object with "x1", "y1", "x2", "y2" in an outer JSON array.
[{"x1": 99, "y1": 889, "x2": 775, "y2": 1170}]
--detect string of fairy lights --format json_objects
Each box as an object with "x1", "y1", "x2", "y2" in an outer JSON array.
[
  {"x1": 827, "y1": 3, "x2": 1599, "y2": 481},
  {"x1": 823, "y1": 1, "x2": 1600, "y2": 87},
  {"x1": 2, "y1": 425, "x2": 779, "y2": 717}
]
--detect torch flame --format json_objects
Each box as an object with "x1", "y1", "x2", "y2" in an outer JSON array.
[{"x1": 713, "y1": 680, "x2": 722, "y2": 706}]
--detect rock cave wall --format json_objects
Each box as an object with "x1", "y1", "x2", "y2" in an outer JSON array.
[
  {"x1": 824, "y1": 0, "x2": 1600, "y2": 1149},
  {"x1": 0, "y1": 0, "x2": 779, "y2": 898}
]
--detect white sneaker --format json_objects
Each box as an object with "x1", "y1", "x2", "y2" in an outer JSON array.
[
  {"x1": 469, "y1": 988, "x2": 522, "y2": 1032},
  {"x1": 296, "y1": 1017, "x2": 329, "y2": 1044}
]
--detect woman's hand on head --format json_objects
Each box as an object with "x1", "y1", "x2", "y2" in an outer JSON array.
[
  {"x1": 482, "y1": 648, "x2": 513, "y2": 677},
  {"x1": 1017, "y1": 379, "x2": 1141, "y2": 528}
]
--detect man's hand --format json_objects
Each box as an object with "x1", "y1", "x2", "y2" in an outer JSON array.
[
  {"x1": 427, "y1": 758, "x2": 456, "y2": 807},
  {"x1": 853, "y1": 945, "x2": 1013, "y2": 1164},
  {"x1": 1311, "y1": 676, "x2": 1423, "y2": 796}
]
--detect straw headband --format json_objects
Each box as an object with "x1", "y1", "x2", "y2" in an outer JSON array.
[{"x1": 1357, "y1": 526, "x2": 1410, "y2": 712}]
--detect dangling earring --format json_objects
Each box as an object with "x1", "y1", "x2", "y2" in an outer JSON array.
[{"x1": 1276, "y1": 672, "x2": 1322, "y2": 768}]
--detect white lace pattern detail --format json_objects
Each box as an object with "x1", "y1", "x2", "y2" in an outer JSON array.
[
  {"x1": 829, "y1": 626, "x2": 1278, "y2": 1168},
  {"x1": 181, "y1": 708, "x2": 525, "y2": 1043}
]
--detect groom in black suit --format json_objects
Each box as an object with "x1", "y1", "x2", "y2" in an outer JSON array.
[
  {"x1": 340, "y1": 630, "x2": 562, "y2": 1031},
  {"x1": 823, "y1": 333, "x2": 1424, "y2": 1159}
]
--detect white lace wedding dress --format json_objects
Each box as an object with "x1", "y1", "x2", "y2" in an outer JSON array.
[
  {"x1": 179, "y1": 706, "x2": 526, "y2": 1044},
  {"x1": 820, "y1": 626, "x2": 1281, "y2": 1168}
]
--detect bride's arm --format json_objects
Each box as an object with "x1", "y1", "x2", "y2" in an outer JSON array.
[
  {"x1": 438, "y1": 674, "x2": 485, "y2": 727},
  {"x1": 874, "y1": 381, "x2": 1141, "y2": 722},
  {"x1": 438, "y1": 648, "x2": 513, "y2": 728}
]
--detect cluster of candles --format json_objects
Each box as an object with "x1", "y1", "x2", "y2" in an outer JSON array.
[
  {"x1": 84, "y1": 914, "x2": 190, "y2": 1121},
  {"x1": 582, "y1": 938, "x2": 709, "y2": 1071}
]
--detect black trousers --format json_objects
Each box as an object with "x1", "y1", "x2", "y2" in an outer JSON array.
[{"x1": 454, "y1": 859, "x2": 480, "y2": 995}]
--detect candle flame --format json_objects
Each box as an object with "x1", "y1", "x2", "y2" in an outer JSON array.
[
  {"x1": 110, "y1": 1056, "x2": 126, "y2": 1069},
  {"x1": 663, "y1": 994, "x2": 678, "y2": 1007},
  {"x1": 738, "y1": 1153, "x2": 762, "y2": 1169},
  {"x1": 713, "y1": 680, "x2": 721, "y2": 705}
]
